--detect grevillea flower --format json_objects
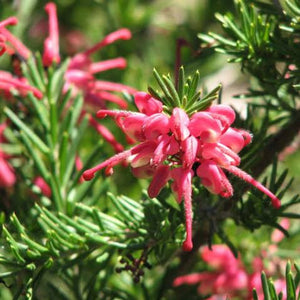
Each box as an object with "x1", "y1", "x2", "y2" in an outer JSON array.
[
  {"x1": 65, "y1": 27, "x2": 136, "y2": 112},
  {"x1": 83, "y1": 91, "x2": 281, "y2": 251},
  {"x1": 173, "y1": 245, "x2": 248, "y2": 298},
  {"x1": 0, "y1": 4, "x2": 134, "y2": 153}
]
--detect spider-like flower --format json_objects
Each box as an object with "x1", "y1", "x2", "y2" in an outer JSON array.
[
  {"x1": 173, "y1": 245, "x2": 248, "y2": 298},
  {"x1": 0, "y1": 2, "x2": 135, "y2": 152},
  {"x1": 83, "y1": 92, "x2": 281, "y2": 251}
]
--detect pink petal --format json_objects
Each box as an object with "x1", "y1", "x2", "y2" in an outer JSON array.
[
  {"x1": 93, "y1": 80, "x2": 136, "y2": 94},
  {"x1": 173, "y1": 272, "x2": 216, "y2": 287},
  {"x1": 201, "y1": 143, "x2": 240, "y2": 167},
  {"x1": 43, "y1": 2, "x2": 60, "y2": 66},
  {"x1": 148, "y1": 165, "x2": 170, "y2": 198},
  {"x1": 143, "y1": 113, "x2": 170, "y2": 140},
  {"x1": 89, "y1": 116, "x2": 124, "y2": 153},
  {"x1": 201, "y1": 245, "x2": 239, "y2": 271},
  {"x1": 0, "y1": 155, "x2": 16, "y2": 187},
  {"x1": 206, "y1": 104, "x2": 236, "y2": 131},
  {"x1": 0, "y1": 27, "x2": 30, "y2": 59},
  {"x1": 219, "y1": 128, "x2": 246, "y2": 153},
  {"x1": 0, "y1": 75, "x2": 43, "y2": 99},
  {"x1": 83, "y1": 28, "x2": 131, "y2": 56},
  {"x1": 120, "y1": 114, "x2": 147, "y2": 141},
  {"x1": 89, "y1": 57, "x2": 126, "y2": 74},
  {"x1": 170, "y1": 107, "x2": 190, "y2": 141},
  {"x1": 134, "y1": 92, "x2": 163, "y2": 115},
  {"x1": 189, "y1": 111, "x2": 222, "y2": 143},
  {"x1": 65, "y1": 69, "x2": 93, "y2": 89},
  {"x1": 93, "y1": 91, "x2": 128, "y2": 109},
  {"x1": 152, "y1": 135, "x2": 176, "y2": 166},
  {"x1": 196, "y1": 161, "x2": 233, "y2": 197},
  {"x1": 130, "y1": 141, "x2": 157, "y2": 168},
  {"x1": 0, "y1": 17, "x2": 18, "y2": 28},
  {"x1": 83, "y1": 149, "x2": 132, "y2": 180},
  {"x1": 181, "y1": 135, "x2": 198, "y2": 168}
]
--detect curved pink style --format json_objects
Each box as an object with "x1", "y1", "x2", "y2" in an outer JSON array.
[{"x1": 43, "y1": 2, "x2": 60, "y2": 66}]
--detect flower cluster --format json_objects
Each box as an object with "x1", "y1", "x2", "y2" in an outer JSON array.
[
  {"x1": 173, "y1": 245, "x2": 248, "y2": 299},
  {"x1": 83, "y1": 91, "x2": 281, "y2": 251},
  {"x1": 0, "y1": 2, "x2": 134, "y2": 154},
  {"x1": 173, "y1": 220, "x2": 293, "y2": 299},
  {"x1": 0, "y1": 2, "x2": 136, "y2": 189}
]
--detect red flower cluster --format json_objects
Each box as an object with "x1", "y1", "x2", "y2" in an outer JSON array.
[
  {"x1": 174, "y1": 220, "x2": 293, "y2": 299},
  {"x1": 83, "y1": 92, "x2": 281, "y2": 251},
  {"x1": 173, "y1": 245, "x2": 248, "y2": 298}
]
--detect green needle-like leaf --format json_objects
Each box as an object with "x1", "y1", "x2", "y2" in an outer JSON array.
[{"x1": 4, "y1": 107, "x2": 50, "y2": 155}]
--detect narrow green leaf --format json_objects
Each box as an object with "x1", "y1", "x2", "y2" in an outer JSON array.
[
  {"x1": 27, "y1": 93, "x2": 49, "y2": 130},
  {"x1": 261, "y1": 271, "x2": 271, "y2": 300},
  {"x1": 49, "y1": 58, "x2": 70, "y2": 102},
  {"x1": 26, "y1": 55, "x2": 44, "y2": 91},
  {"x1": 4, "y1": 107, "x2": 49, "y2": 154},
  {"x1": 19, "y1": 131, "x2": 50, "y2": 181},
  {"x1": 85, "y1": 233, "x2": 127, "y2": 249},
  {"x1": 287, "y1": 271, "x2": 296, "y2": 299},
  {"x1": 187, "y1": 70, "x2": 200, "y2": 101},
  {"x1": 62, "y1": 115, "x2": 88, "y2": 188},
  {"x1": 147, "y1": 86, "x2": 163, "y2": 101},
  {"x1": 59, "y1": 132, "x2": 69, "y2": 182},
  {"x1": 58, "y1": 213, "x2": 95, "y2": 234},
  {"x1": 35, "y1": 52, "x2": 47, "y2": 85},
  {"x1": 58, "y1": 88, "x2": 72, "y2": 117},
  {"x1": 2, "y1": 226, "x2": 25, "y2": 264},
  {"x1": 108, "y1": 193, "x2": 139, "y2": 225},
  {"x1": 268, "y1": 279, "x2": 279, "y2": 300},
  {"x1": 178, "y1": 66, "x2": 185, "y2": 100},
  {"x1": 294, "y1": 263, "x2": 300, "y2": 288},
  {"x1": 118, "y1": 195, "x2": 144, "y2": 219},
  {"x1": 50, "y1": 98, "x2": 58, "y2": 145},
  {"x1": 285, "y1": 0, "x2": 300, "y2": 15},
  {"x1": 153, "y1": 68, "x2": 174, "y2": 106},
  {"x1": 252, "y1": 289, "x2": 259, "y2": 300},
  {"x1": 67, "y1": 94, "x2": 83, "y2": 134},
  {"x1": 20, "y1": 234, "x2": 49, "y2": 254},
  {"x1": 92, "y1": 208, "x2": 105, "y2": 232},
  {"x1": 162, "y1": 75, "x2": 181, "y2": 107}
]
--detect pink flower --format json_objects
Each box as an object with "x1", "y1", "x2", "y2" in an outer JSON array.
[
  {"x1": 0, "y1": 5, "x2": 134, "y2": 155},
  {"x1": 42, "y1": 2, "x2": 60, "y2": 66},
  {"x1": 65, "y1": 28, "x2": 135, "y2": 112},
  {"x1": 83, "y1": 92, "x2": 281, "y2": 251},
  {"x1": 173, "y1": 245, "x2": 248, "y2": 297}
]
